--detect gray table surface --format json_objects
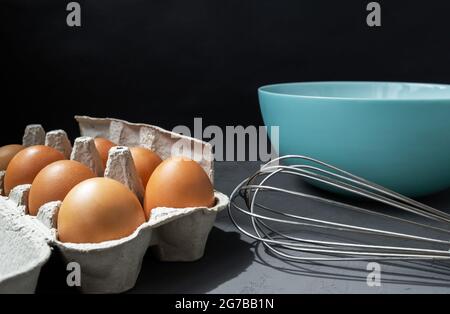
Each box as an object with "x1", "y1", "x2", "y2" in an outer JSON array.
[
  {"x1": 37, "y1": 161, "x2": 450, "y2": 294},
  {"x1": 133, "y1": 161, "x2": 450, "y2": 294}
]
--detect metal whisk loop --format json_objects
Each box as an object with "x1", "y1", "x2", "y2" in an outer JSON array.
[{"x1": 228, "y1": 155, "x2": 450, "y2": 261}]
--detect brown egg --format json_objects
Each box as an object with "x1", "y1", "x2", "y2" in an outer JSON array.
[
  {"x1": 0, "y1": 144, "x2": 24, "y2": 171},
  {"x1": 130, "y1": 147, "x2": 162, "y2": 188},
  {"x1": 58, "y1": 177, "x2": 146, "y2": 243},
  {"x1": 94, "y1": 137, "x2": 116, "y2": 169},
  {"x1": 28, "y1": 160, "x2": 96, "y2": 216},
  {"x1": 4, "y1": 145, "x2": 65, "y2": 195},
  {"x1": 144, "y1": 156, "x2": 215, "y2": 220}
]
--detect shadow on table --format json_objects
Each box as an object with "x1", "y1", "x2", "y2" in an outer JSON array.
[
  {"x1": 36, "y1": 250, "x2": 79, "y2": 294},
  {"x1": 253, "y1": 241, "x2": 450, "y2": 288},
  {"x1": 129, "y1": 227, "x2": 253, "y2": 293},
  {"x1": 246, "y1": 174, "x2": 450, "y2": 288},
  {"x1": 36, "y1": 227, "x2": 253, "y2": 294},
  {"x1": 297, "y1": 177, "x2": 450, "y2": 215}
]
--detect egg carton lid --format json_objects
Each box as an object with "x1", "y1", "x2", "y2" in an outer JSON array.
[
  {"x1": 75, "y1": 115, "x2": 214, "y2": 182},
  {"x1": 0, "y1": 116, "x2": 229, "y2": 294}
]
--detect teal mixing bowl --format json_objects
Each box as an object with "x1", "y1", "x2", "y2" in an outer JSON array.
[{"x1": 258, "y1": 81, "x2": 450, "y2": 197}]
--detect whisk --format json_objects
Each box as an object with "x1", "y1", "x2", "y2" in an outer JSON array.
[{"x1": 228, "y1": 155, "x2": 450, "y2": 261}]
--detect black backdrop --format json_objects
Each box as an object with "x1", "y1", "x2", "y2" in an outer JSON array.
[{"x1": 1, "y1": 0, "x2": 450, "y2": 144}]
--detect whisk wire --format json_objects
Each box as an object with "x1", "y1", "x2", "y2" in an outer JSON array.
[{"x1": 228, "y1": 155, "x2": 450, "y2": 261}]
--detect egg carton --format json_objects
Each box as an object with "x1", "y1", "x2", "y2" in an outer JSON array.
[{"x1": 0, "y1": 116, "x2": 229, "y2": 294}]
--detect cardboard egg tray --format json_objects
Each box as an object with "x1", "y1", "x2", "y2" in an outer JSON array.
[{"x1": 0, "y1": 116, "x2": 229, "y2": 294}]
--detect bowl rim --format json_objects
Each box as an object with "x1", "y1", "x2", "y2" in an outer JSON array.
[{"x1": 258, "y1": 81, "x2": 450, "y2": 101}]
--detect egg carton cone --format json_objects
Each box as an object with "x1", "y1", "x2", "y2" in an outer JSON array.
[{"x1": 0, "y1": 116, "x2": 229, "y2": 294}]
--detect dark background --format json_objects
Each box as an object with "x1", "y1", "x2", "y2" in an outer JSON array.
[{"x1": 1, "y1": 0, "x2": 450, "y2": 144}]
